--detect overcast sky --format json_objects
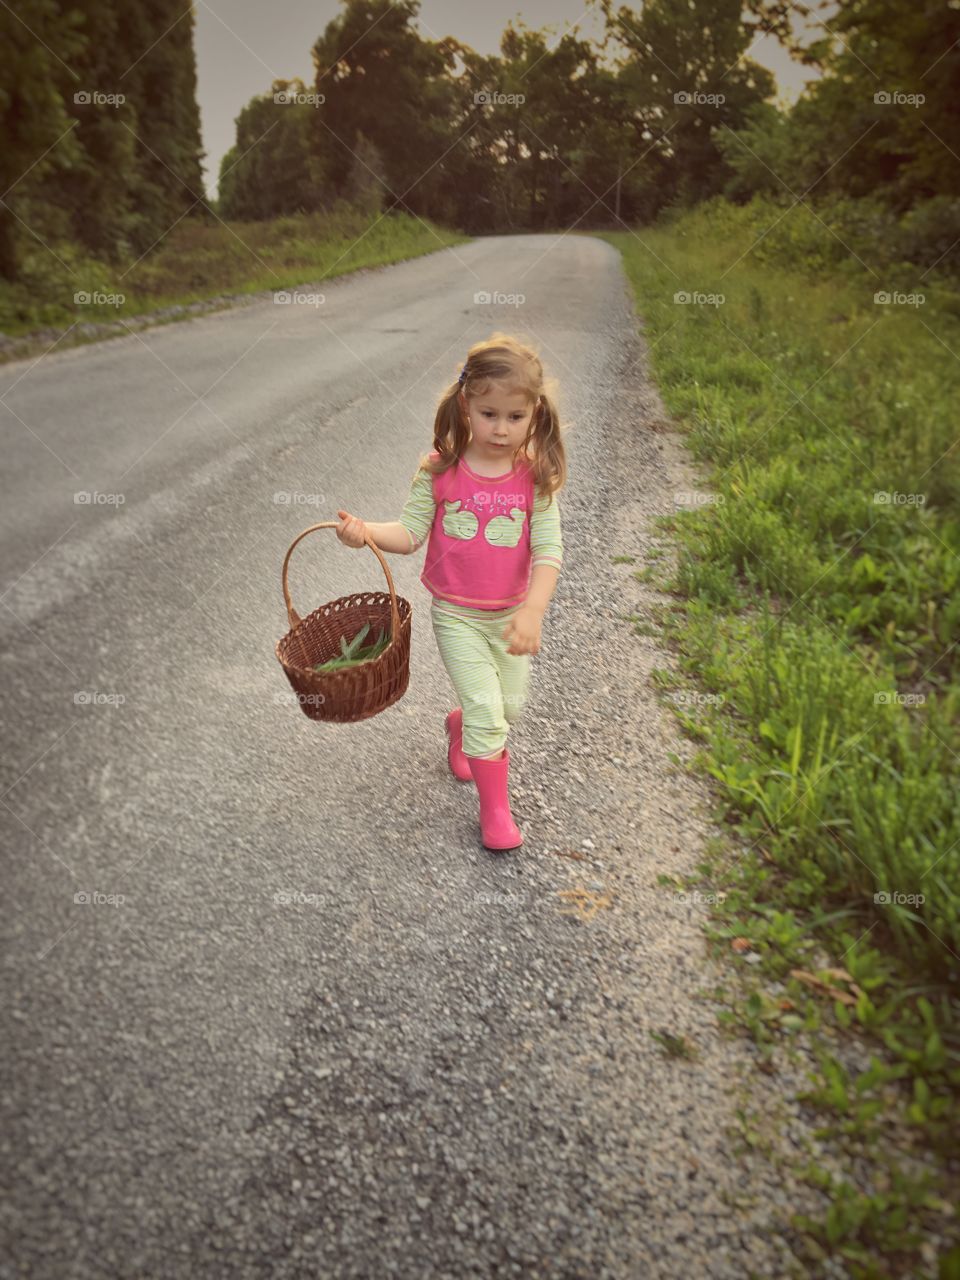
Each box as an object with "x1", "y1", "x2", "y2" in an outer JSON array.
[{"x1": 194, "y1": 0, "x2": 822, "y2": 198}]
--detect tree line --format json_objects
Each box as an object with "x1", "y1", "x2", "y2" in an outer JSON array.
[
  {"x1": 0, "y1": 0, "x2": 206, "y2": 282},
  {"x1": 1, "y1": 0, "x2": 956, "y2": 283}
]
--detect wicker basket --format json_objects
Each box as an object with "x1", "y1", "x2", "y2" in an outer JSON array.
[{"x1": 275, "y1": 522, "x2": 412, "y2": 723}]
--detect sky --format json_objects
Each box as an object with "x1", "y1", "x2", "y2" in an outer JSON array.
[{"x1": 194, "y1": 0, "x2": 823, "y2": 198}]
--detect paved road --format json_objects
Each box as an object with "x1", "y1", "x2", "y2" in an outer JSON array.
[{"x1": 1, "y1": 236, "x2": 815, "y2": 1278}]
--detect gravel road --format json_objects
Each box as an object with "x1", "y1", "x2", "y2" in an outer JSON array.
[{"x1": 1, "y1": 235, "x2": 831, "y2": 1277}]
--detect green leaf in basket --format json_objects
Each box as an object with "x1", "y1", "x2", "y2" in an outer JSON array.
[
  {"x1": 312, "y1": 622, "x2": 388, "y2": 674},
  {"x1": 313, "y1": 655, "x2": 350, "y2": 673},
  {"x1": 344, "y1": 622, "x2": 371, "y2": 658}
]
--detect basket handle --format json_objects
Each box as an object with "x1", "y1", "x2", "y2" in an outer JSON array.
[{"x1": 280, "y1": 522, "x2": 402, "y2": 641}]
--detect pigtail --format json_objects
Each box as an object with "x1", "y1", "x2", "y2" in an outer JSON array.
[
  {"x1": 418, "y1": 377, "x2": 470, "y2": 479},
  {"x1": 525, "y1": 383, "x2": 568, "y2": 504}
]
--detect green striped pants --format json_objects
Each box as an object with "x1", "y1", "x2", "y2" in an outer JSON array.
[{"x1": 430, "y1": 599, "x2": 531, "y2": 759}]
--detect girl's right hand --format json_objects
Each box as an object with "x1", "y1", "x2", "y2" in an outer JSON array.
[{"x1": 336, "y1": 509, "x2": 367, "y2": 548}]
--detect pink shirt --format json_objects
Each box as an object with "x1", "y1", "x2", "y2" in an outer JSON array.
[{"x1": 420, "y1": 453, "x2": 537, "y2": 609}]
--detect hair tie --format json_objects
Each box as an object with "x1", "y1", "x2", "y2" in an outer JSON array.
[{"x1": 457, "y1": 363, "x2": 467, "y2": 386}]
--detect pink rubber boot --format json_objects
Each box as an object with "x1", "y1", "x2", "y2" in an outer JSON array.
[
  {"x1": 444, "y1": 708, "x2": 473, "y2": 782},
  {"x1": 466, "y1": 747, "x2": 523, "y2": 851}
]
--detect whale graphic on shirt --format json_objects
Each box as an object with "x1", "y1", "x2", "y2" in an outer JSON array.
[
  {"x1": 442, "y1": 499, "x2": 479, "y2": 540},
  {"x1": 484, "y1": 508, "x2": 526, "y2": 547}
]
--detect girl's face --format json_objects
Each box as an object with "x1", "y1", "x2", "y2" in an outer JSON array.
[{"x1": 460, "y1": 381, "x2": 538, "y2": 464}]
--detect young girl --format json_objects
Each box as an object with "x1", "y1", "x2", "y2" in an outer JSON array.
[{"x1": 335, "y1": 333, "x2": 567, "y2": 853}]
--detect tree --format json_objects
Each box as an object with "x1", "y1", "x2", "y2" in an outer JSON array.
[
  {"x1": 716, "y1": 101, "x2": 796, "y2": 202},
  {"x1": 1, "y1": 0, "x2": 209, "y2": 280},
  {"x1": 599, "y1": 0, "x2": 776, "y2": 212},
  {"x1": 495, "y1": 24, "x2": 606, "y2": 230},
  {"x1": 310, "y1": 0, "x2": 462, "y2": 218},
  {"x1": 744, "y1": 0, "x2": 960, "y2": 207},
  {"x1": 219, "y1": 80, "x2": 329, "y2": 221},
  {"x1": 0, "y1": 0, "x2": 84, "y2": 280}
]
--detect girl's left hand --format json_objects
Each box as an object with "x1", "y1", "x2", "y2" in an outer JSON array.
[{"x1": 503, "y1": 606, "x2": 542, "y2": 656}]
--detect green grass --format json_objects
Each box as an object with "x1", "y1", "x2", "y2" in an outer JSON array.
[
  {"x1": 0, "y1": 203, "x2": 470, "y2": 345},
  {"x1": 599, "y1": 195, "x2": 960, "y2": 1277}
]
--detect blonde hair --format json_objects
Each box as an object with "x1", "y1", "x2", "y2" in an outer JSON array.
[{"x1": 417, "y1": 332, "x2": 568, "y2": 503}]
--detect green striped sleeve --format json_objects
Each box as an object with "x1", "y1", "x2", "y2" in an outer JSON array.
[
  {"x1": 530, "y1": 490, "x2": 563, "y2": 571},
  {"x1": 398, "y1": 466, "x2": 436, "y2": 552}
]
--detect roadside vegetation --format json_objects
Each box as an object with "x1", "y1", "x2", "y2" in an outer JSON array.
[
  {"x1": 0, "y1": 206, "x2": 468, "y2": 349},
  {"x1": 604, "y1": 195, "x2": 960, "y2": 1278}
]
